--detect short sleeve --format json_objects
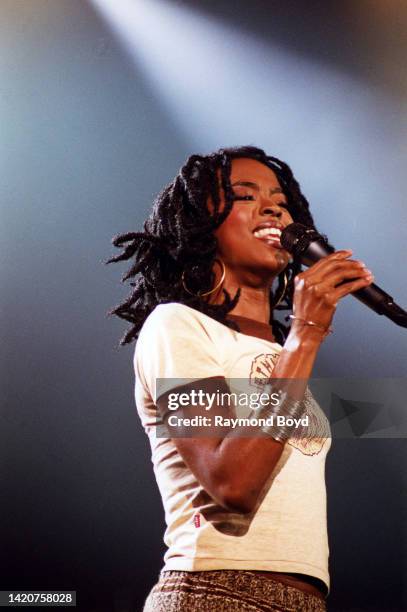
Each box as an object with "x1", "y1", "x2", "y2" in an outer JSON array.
[{"x1": 134, "y1": 303, "x2": 224, "y2": 403}]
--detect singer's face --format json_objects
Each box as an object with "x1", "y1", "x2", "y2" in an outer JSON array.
[{"x1": 213, "y1": 158, "x2": 294, "y2": 284}]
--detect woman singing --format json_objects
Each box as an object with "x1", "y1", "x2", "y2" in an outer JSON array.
[{"x1": 106, "y1": 146, "x2": 374, "y2": 611}]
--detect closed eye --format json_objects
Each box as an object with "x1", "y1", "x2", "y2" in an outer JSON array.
[
  {"x1": 232, "y1": 195, "x2": 290, "y2": 208},
  {"x1": 232, "y1": 195, "x2": 255, "y2": 201}
]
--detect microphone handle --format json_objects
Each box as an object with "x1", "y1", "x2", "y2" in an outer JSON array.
[{"x1": 300, "y1": 238, "x2": 407, "y2": 327}]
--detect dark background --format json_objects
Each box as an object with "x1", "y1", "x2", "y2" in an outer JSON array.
[{"x1": 1, "y1": 1, "x2": 406, "y2": 610}]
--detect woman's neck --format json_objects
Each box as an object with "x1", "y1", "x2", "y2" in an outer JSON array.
[
  {"x1": 227, "y1": 286, "x2": 272, "y2": 323},
  {"x1": 210, "y1": 281, "x2": 272, "y2": 324}
]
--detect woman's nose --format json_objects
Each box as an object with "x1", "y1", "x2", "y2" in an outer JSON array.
[{"x1": 259, "y1": 202, "x2": 283, "y2": 218}]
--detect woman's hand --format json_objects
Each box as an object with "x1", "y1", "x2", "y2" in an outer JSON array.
[{"x1": 291, "y1": 249, "x2": 374, "y2": 333}]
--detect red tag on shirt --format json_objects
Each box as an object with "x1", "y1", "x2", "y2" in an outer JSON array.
[{"x1": 193, "y1": 513, "x2": 201, "y2": 528}]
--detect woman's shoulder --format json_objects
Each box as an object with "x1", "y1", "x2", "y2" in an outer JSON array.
[
  {"x1": 143, "y1": 302, "x2": 225, "y2": 327},
  {"x1": 143, "y1": 302, "x2": 204, "y2": 326},
  {"x1": 138, "y1": 302, "x2": 219, "y2": 340},
  {"x1": 134, "y1": 303, "x2": 226, "y2": 379},
  {"x1": 153, "y1": 302, "x2": 194, "y2": 316}
]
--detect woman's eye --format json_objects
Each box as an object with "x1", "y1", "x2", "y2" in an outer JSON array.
[
  {"x1": 232, "y1": 194, "x2": 255, "y2": 201},
  {"x1": 231, "y1": 193, "x2": 290, "y2": 207}
]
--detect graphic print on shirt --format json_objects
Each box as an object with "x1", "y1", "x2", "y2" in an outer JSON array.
[
  {"x1": 249, "y1": 352, "x2": 280, "y2": 383},
  {"x1": 249, "y1": 353, "x2": 329, "y2": 456}
]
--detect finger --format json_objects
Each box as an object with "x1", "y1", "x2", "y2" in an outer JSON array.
[
  {"x1": 332, "y1": 274, "x2": 374, "y2": 300},
  {"x1": 322, "y1": 265, "x2": 373, "y2": 288},
  {"x1": 299, "y1": 259, "x2": 368, "y2": 286},
  {"x1": 305, "y1": 249, "x2": 353, "y2": 274}
]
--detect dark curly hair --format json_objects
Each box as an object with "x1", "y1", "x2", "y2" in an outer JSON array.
[{"x1": 105, "y1": 145, "x2": 318, "y2": 346}]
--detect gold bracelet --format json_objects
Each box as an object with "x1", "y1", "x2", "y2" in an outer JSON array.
[{"x1": 289, "y1": 315, "x2": 333, "y2": 337}]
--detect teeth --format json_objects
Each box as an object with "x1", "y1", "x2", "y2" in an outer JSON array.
[{"x1": 253, "y1": 227, "x2": 282, "y2": 239}]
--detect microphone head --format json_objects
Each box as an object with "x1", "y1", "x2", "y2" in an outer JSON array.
[{"x1": 280, "y1": 223, "x2": 324, "y2": 258}]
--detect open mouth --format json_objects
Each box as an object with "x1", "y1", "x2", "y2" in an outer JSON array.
[{"x1": 253, "y1": 227, "x2": 283, "y2": 249}]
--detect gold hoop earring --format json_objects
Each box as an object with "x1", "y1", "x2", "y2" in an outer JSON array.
[
  {"x1": 182, "y1": 258, "x2": 226, "y2": 297},
  {"x1": 273, "y1": 272, "x2": 288, "y2": 308}
]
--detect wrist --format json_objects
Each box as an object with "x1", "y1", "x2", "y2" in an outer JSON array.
[{"x1": 285, "y1": 322, "x2": 326, "y2": 350}]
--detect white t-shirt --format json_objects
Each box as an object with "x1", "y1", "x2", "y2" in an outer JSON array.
[{"x1": 134, "y1": 302, "x2": 331, "y2": 591}]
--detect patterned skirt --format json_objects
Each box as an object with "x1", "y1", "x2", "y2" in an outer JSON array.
[{"x1": 142, "y1": 569, "x2": 327, "y2": 612}]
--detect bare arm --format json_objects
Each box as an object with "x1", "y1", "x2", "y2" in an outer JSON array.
[{"x1": 158, "y1": 250, "x2": 374, "y2": 513}]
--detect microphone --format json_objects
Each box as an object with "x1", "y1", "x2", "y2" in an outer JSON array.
[{"x1": 280, "y1": 222, "x2": 407, "y2": 328}]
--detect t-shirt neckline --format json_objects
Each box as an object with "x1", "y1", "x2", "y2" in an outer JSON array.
[
  {"x1": 162, "y1": 303, "x2": 282, "y2": 349},
  {"x1": 227, "y1": 314, "x2": 277, "y2": 343}
]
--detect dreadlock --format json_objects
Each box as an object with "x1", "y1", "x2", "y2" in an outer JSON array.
[{"x1": 105, "y1": 145, "x2": 318, "y2": 346}]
